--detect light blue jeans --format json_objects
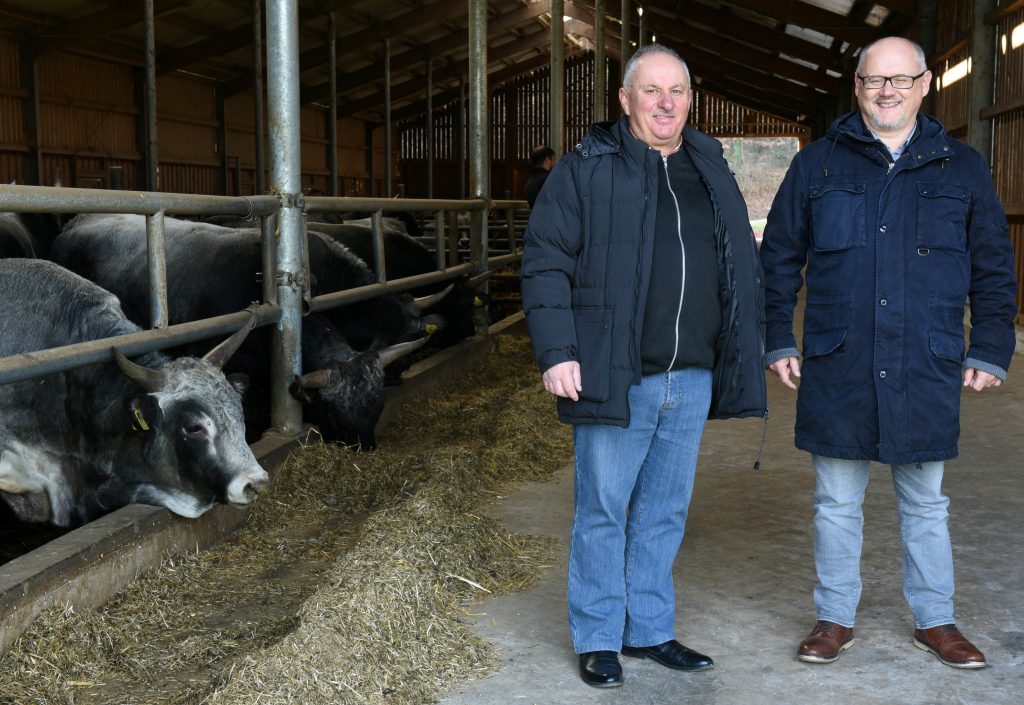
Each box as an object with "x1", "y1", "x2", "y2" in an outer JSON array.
[
  {"x1": 811, "y1": 455, "x2": 955, "y2": 629},
  {"x1": 569, "y1": 368, "x2": 712, "y2": 654}
]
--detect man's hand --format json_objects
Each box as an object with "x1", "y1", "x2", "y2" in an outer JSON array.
[
  {"x1": 768, "y1": 356, "x2": 801, "y2": 390},
  {"x1": 963, "y1": 368, "x2": 1002, "y2": 391},
  {"x1": 542, "y1": 360, "x2": 582, "y2": 401}
]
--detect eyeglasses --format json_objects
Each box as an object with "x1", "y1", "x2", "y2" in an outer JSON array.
[{"x1": 856, "y1": 70, "x2": 928, "y2": 90}]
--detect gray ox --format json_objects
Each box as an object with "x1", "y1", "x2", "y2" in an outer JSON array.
[
  {"x1": 0, "y1": 259, "x2": 268, "y2": 527},
  {"x1": 51, "y1": 214, "x2": 439, "y2": 449}
]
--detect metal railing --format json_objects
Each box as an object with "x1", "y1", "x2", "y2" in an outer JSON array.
[{"x1": 0, "y1": 184, "x2": 526, "y2": 434}]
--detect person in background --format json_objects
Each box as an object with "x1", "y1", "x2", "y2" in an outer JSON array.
[
  {"x1": 524, "y1": 145, "x2": 555, "y2": 208},
  {"x1": 760, "y1": 36, "x2": 1017, "y2": 670},
  {"x1": 521, "y1": 44, "x2": 766, "y2": 688}
]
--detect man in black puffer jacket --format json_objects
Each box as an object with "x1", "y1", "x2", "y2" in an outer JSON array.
[{"x1": 521, "y1": 44, "x2": 766, "y2": 689}]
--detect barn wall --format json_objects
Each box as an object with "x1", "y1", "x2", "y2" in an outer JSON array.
[
  {"x1": 398, "y1": 52, "x2": 810, "y2": 201},
  {"x1": 0, "y1": 36, "x2": 378, "y2": 197}
]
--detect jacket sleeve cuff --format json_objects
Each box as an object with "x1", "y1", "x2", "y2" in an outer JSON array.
[
  {"x1": 964, "y1": 357, "x2": 1007, "y2": 382},
  {"x1": 763, "y1": 347, "x2": 800, "y2": 368}
]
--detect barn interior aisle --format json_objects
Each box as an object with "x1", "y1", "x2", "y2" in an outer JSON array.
[{"x1": 439, "y1": 347, "x2": 1024, "y2": 705}]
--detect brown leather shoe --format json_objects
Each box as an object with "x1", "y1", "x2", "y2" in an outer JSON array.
[
  {"x1": 913, "y1": 624, "x2": 986, "y2": 669},
  {"x1": 797, "y1": 620, "x2": 855, "y2": 663}
]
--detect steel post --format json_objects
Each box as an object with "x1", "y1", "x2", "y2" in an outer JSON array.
[
  {"x1": 426, "y1": 51, "x2": 434, "y2": 199},
  {"x1": 384, "y1": 36, "x2": 392, "y2": 197},
  {"x1": 265, "y1": 0, "x2": 305, "y2": 435},
  {"x1": 550, "y1": 0, "x2": 564, "y2": 158},
  {"x1": 594, "y1": 0, "x2": 606, "y2": 122},
  {"x1": 620, "y1": 0, "x2": 631, "y2": 85},
  {"x1": 328, "y1": 8, "x2": 339, "y2": 197},
  {"x1": 253, "y1": 0, "x2": 266, "y2": 194},
  {"x1": 969, "y1": 0, "x2": 996, "y2": 164},
  {"x1": 145, "y1": 210, "x2": 169, "y2": 329},
  {"x1": 144, "y1": 0, "x2": 158, "y2": 191}
]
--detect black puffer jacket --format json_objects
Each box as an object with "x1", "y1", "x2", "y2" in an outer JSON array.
[{"x1": 521, "y1": 117, "x2": 767, "y2": 426}]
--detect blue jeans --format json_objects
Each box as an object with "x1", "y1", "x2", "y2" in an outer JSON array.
[
  {"x1": 569, "y1": 368, "x2": 712, "y2": 654},
  {"x1": 811, "y1": 455, "x2": 955, "y2": 629}
]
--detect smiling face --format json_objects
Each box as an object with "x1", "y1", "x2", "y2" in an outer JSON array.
[
  {"x1": 855, "y1": 37, "x2": 931, "y2": 139},
  {"x1": 618, "y1": 51, "x2": 691, "y2": 155}
]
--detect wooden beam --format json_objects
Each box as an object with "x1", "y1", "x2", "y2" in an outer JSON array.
[
  {"x1": 714, "y1": 0, "x2": 881, "y2": 48},
  {"x1": 299, "y1": 0, "x2": 552, "y2": 105},
  {"x1": 342, "y1": 31, "x2": 556, "y2": 116},
  {"x1": 393, "y1": 53, "x2": 558, "y2": 122},
  {"x1": 34, "y1": 0, "x2": 191, "y2": 57},
  {"x1": 985, "y1": 0, "x2": 1024, "y2": 24},
  {"x1": 224, "y1": 0, "x2": 471, "y2": 97}
]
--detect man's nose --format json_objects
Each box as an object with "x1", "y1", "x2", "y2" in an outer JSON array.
[
  {"x1": 878, "y1": 80, "x2": 898, "y2": 96},
  {"x1": 658, "y1": 92, "x2": 674, "y2": 109}
]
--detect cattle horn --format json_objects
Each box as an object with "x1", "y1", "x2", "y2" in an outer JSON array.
[
  {"x1": 378, "y1": 336, "x2": 429, "y2": 368},
  {"x1": 294, "y1": 369, "x2": 334, "y2": 389},
  {"x1": 467, "y1": 269, "x2": 492, "y2": 290},
  {"x1": 112, "y1": 347, "x2": 169, "y2": 392},
  {"x1": 203, "y1": 312, "x2": 257, "y2": 369},
  {"x1": 412, "y1": 283, "x2": 454, "y2": 311}
]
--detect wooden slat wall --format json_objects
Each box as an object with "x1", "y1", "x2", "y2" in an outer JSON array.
[
  {"x1": 398, "y1": 52, "x2": 809, "y2": 199},
  {"x1": 0, "y1": 33, "x2": 376, "y2": 196}
]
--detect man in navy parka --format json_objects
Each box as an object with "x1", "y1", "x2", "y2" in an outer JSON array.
[
  {"x1": 760, "y1": 36, "x2": 1017, "y2": 669},
  {"x1": 522, "y1": 45, "x2": 766, "y2": 688}
]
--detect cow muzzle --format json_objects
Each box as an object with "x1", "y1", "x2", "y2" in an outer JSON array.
[{"x1": 227, "y1": 465, "x2": 269, "y2": 506}]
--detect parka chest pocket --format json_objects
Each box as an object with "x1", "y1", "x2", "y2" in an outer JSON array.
[
  {"x1": 809, "y1": 182, "x2": 866, "y2": 252},
  {"x1": 917, "y1": 183, "x2": 970, "y2": 252}
]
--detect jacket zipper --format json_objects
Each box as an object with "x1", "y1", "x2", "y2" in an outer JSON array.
[{"x1": 662, "y1": 154, "x2": 685, "y2": 372}]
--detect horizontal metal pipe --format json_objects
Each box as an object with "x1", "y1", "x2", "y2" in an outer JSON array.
[
  {"x1": 490, "y1": 199, "x2": 529, "y2": 208},
  {"x1": 486, "y1": 252, "x2": 521, "y2": 268},
  {"x1": 0, "y1": 304, "x2": 280, "y2": 387},
  {"x1": 308, "y1": 264, "x2": 474, "y2": 313},
  {"x1": 304, "y1": 196, "x2": 487, "y2": 214},
  {"x1": 0, "y1": 184, "x2": 279, "y2": 217}
]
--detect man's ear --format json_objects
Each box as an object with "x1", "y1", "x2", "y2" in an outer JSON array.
[{"x1": 125, "y1": 394, "x2": 162, "y2": 432}]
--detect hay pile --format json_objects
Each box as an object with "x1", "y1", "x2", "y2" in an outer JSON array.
[{"x1": 0, "y1": 334, "x2": 572, "y2": 705}]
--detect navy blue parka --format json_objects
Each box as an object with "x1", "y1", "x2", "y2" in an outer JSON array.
[
  {"x1": 760, "y1": 111, "x2": 1018, "y2": 464},
  {"x1": 521, "y1": 117, "x2": 767, "y2": 426}
]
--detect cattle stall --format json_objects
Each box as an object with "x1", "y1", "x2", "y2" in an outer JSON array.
[{"x1": 0, "y1": 0, "x2": 520, "y2": 656}]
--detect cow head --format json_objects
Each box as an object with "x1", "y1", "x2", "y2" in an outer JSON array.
[
  {"x1": 290, "y1": 336, "x2": 429, "y2": 450},
  {"x1": 110, "y1": 318, "x2": 268, "y2": 517}
]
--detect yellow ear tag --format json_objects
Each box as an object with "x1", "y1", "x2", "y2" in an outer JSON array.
[
  {"x1": 426, "y1": 323, "x2": 439, "y2": 335},
  {"x1": 473, "y1": 296, "x2": 483, "y2": 307},
  {"x1": 132, "y1": 406, "x2": 151, "y2": 431}
]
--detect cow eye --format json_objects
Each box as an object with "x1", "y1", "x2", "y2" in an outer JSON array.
[{"x1": 183, "y1": 422, "x2": 207, "y2": 440}]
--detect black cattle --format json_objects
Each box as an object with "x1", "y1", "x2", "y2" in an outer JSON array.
[
  {"x1": 51, "y1": 214, "x2": 432, "y2": 448},
  {"x1": 307, "y1": 221, "x2": 484, "y2": 349},
  {"x1": 0, "y1": 212, "x2": 61, "y2": 259},
  {"x1": 0, "y1": 259, "x2": 267, "y2": 528}
]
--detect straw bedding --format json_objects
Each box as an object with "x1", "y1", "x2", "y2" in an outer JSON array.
[{"x1": 0, "y1": 334, "x2": 571, "y2": 705}]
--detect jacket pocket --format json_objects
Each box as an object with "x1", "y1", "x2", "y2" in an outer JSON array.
[
  {"x1": 573, "y1": 306, "x2": 613, "y2": 402},
  {"x1": 917, "y1": 183, "x2": 970, "y2": 252},
  {"x1": 801, "y1": 328, "x2": 848, "y2": 360},
  {"x1": 809, "y1": 182, "x2": 866, "y2": 251},
  {"x1": 927, "y1": 294, "x2": 966, "y2": 363},
  {"x1": 928, "y1": 331, "x2": 965, "y2": 362}
]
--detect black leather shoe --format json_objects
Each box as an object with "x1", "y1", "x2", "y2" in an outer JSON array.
[
  {"x1": 621, "y1": 639, "x2": 714, "y2": 671},
  {"x1": 578, "y1": 650, "x2": 623, "y2": 688}
]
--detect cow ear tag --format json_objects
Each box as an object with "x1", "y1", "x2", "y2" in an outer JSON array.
[{"x1": 126, "y1": 395, "x2": 160, "y2": 432}]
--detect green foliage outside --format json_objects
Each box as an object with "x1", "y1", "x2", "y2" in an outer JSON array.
[{"x1": 720, "y1": 137, "x2": 800, "y2": 222}]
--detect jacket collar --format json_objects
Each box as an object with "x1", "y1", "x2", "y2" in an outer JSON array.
[
  {"x1": 576, "y1": 116, "x2": 719, "y2": 166},
  {"x1": 827, "y1": 110, "x2": 955, "y2": 162}
]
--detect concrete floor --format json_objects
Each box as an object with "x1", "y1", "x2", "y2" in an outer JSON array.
[{"x1": 439, "y1": 350, "x2": 1024, "y2": 705}]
